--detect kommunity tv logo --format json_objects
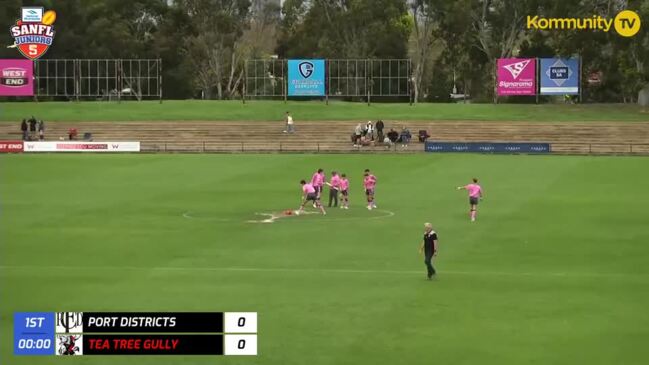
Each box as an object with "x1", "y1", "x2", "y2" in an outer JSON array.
[{"x1": 527, "y1": 10, "x2": 641, "y2": 37}]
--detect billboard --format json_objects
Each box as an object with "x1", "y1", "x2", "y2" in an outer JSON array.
[
  {"x1": 0, "y1": 140, "x2": 24, "y2": 152},
  {"x1": 0, "y1": 59, "x2": 33, "y2": 96},
  {"x1": 23, "y1": 141, "x2": 140, "y2": 152},
  {"x1": 496, "y1": 58, "x2": 536, "y2": 96},
  {"x1": 540, "y1": 58, "x2": 579, "y2": 95},
  {"x1": 288, "y1": 59, "x2": 325, "y2": 96},
  {"x1": 425, "y1": 142, "x2": 550, "y2": 154}
]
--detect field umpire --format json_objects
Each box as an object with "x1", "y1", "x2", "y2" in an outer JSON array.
[{"x1": 419, "y1": 223, "x2": 438, "y2": 279}]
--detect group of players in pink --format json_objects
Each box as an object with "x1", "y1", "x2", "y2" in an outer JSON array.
[
  {"x1": 299, "y1": 170, "x2": 483, "y2": 222},
  {"x1": 298, "y1": 169, "x2": 378, "y2": 215},
  {"x1": 300, "y1": 170, "x2": 483, "y2": 280}
]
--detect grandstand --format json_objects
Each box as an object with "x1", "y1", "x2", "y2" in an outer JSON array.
[{"x1": 1, "y1": 120, "x2": 648, "y2": 155}]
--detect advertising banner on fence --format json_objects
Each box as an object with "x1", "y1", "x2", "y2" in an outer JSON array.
[
  {"x1": 288, "y1": 59, "x2": 325, "y2": 96},
  {"x1": 540, "y1": 58, "x2": 579, "y2": 95},
  {"x1": 425, "y1": 141, "x2": 550, "y2": 154},
  {"x1": 0, "y1": 59, "x2": 33, "y2": 96},
  {"x1": 0, "y1": 140, "x2": 24, "y2": 152},
  {"x1": 23, "y1": 141, "x2": 140, "y2": 152},
  {"x1": 497, "y1": 58, "x2": 536, "y2": 96}
]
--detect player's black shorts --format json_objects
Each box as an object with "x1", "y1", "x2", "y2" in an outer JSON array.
[
  {"x1": 365, "y1": 188, "x2": 374, "y2": 196},
  {"x1": 314, "y1": 186, "x2": 322, "y2": 194},
  {"x1": 341, "y1": 190, "x2": 348, "y2": 196},
  {"x1": 306, "y1": 193, "x2": 317, "y2": 202},
  {"x1": 469, "y1": 196, "x2": 479, "y2": 205}
]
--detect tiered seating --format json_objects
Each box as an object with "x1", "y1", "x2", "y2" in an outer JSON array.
[{"x1": 1, "y1": 121, "x2": 647, "y2": 154}]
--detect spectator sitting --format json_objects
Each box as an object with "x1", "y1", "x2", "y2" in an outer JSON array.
[
  {"x1": 21, "y1": 119, "x2": 28, "y2": 141},
  {"x1": 418, "y1": 129, "x2": 430, "y2": 142},
  {"x1": 387, "y1": 128, "x2": 399, "y2": 143},
  {"x1": 400, "y1": 127, "x2": 412, "y2": 148},
  {"x1": 68, "y1": 128, "x2": 78, "y2": 140},
  {"x1": 383, "y1": 136, "x2": 393, "y2": 149},
  {"x1": 38, "y1": 120, "x2": 45, "y2": 141},
  {"x1": 359, "y1": 135, "x2": 372, "y2": 147}
]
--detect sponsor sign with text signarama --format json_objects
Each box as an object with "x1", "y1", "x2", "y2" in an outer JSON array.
[{"x1": 497, "y1": 58, "x2": 536, "y2": 96}]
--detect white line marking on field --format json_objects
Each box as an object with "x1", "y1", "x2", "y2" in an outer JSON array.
[
  {"x1": 182, "y1": 211, "x2": 231, "y2": 222},
  {"x1": 0, "y1": 265, "x2": 645, "y2": 280},
  {"x1": 183, "y1": 209, "x2": 395, "y2": 224}
]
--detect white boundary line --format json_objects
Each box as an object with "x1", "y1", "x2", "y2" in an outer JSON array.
[{"x1": 0, "y1": 265, "x2": 645, "y2": 279}]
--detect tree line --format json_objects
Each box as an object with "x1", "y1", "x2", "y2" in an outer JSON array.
[{"x1": 1, "y1": 0, "x2": 647, "y2": 102}]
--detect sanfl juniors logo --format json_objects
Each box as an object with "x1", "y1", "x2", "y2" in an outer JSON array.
[
  {"x1": 503, "y1": 60, "x2": 531, "y2": 79},
  {"x1": 8, "y1": 7, "x2": 57, "y2": 60}
]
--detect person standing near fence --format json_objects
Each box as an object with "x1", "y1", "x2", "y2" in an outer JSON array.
[
  {"x1": 20, "y1": 119, "x2": 28, "y2": 141},
  {"x1": 375, "y1": 120, "x2": 385, "y2": 142},
  {"x1": 366, "y1": 121, "x2": 374, "y2": 141},
  {"x1": 284, "y1": 111, "x2": 295, "y2": 133},
  {"x1": 28, "y1": 117, "x2": 37, "y2": 140},
  {"x1": 37, "y1": 120, "x2": 45, "y2": 141}
]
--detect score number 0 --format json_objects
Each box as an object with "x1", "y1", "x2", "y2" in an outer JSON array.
[{"x1": 224, "y1": 312, "x2": 257, "y2": 356}]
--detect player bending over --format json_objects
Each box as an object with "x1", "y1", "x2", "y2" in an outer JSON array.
[
  {"x1": 363, "y1": 169, "x2": 377, "y2": 210},
  {"x1": 457, "y1": 178, "x2": 483, "y2": 222},
  {"x1": 298, "y1": 180, "x2": 326, "y2": 215}
]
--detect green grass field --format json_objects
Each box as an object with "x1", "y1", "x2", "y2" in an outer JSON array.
[
  {"x1": 2, "y1": 153, "x2": 649, "y2": 364},
  {"x1": 1, "y1": 100, "x2": 648, "y2": 122}
]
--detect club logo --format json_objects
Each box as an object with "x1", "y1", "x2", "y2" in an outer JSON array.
[
  {"x1": 546, "y1": 59, "x2": 573, "y2": 86},
  {"x1": 57, "y1": 335, "x2": 83, "y2": 356},
  {"x1": 56, "y1": 312, "x2": 83, "y2": 334},
  {"x1": 298, "y1": 62, "x2": 314, "y2": 79},
  {"x1": 8, "y1": 7, "x2": 57, "y2": 60},
  {"x1": 503, "y1": 60, "x2": 531, "y2": 79},
  {"x1": 0, "y1": 67, "x2": 28, "y2": 87}
]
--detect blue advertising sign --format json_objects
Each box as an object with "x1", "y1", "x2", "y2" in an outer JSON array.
[
  {"x1": 288, "y1": 59, "x2": 325, "y2": 96},
  {"x1": 14, "y1": 312, "x2": 56, "y2": 355},
  {"x1": 539, "y1": 58, "x2": 579, "y2": 95},
  {"x1": 425, "y1": 142, "x2": 550, "y2": 154}
]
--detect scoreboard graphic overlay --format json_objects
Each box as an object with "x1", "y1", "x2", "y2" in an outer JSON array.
[{"x1": 14, "y1": 312, "x2": 257, "y2": 356}]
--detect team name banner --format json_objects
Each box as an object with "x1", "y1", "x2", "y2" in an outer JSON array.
[
  {"x1": 0, "y1": 59, "x2": 33, "y2": 96},
  {"x1": 15, "y1": 312, "x2": 257, "y2": 356},
  {"x1": 425, "y1": 142, "x2": 550, "y2": 154},
  {"x1": 540, "y1": 58, "x2": 580, "y2": 95},
  {"x1": 288, "y1": 59, "x2": 325, "y2": 96},
  {"x1": 497, "y1": 58, "x2": 536, "y2": 96},
  {"x1": 23, "y1": 141, "x2": 141, "y2": 152}
]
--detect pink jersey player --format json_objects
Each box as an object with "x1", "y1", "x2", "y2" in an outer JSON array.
[
  {"x1": 299, "y1": 180, "x2": 326, "y2": 215},
  {"x1": 363, "y1": 169, "x2": 377, "y2": 210},
  {"x1": 339, "y1": 174, "x2": 350, "y2": 209},
  {"x1": 311, "y1": 168, "x2": 325, "y2": 197},
  {"x1": 457, "y1": 178, "x2": 483, "y2": 222}
]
